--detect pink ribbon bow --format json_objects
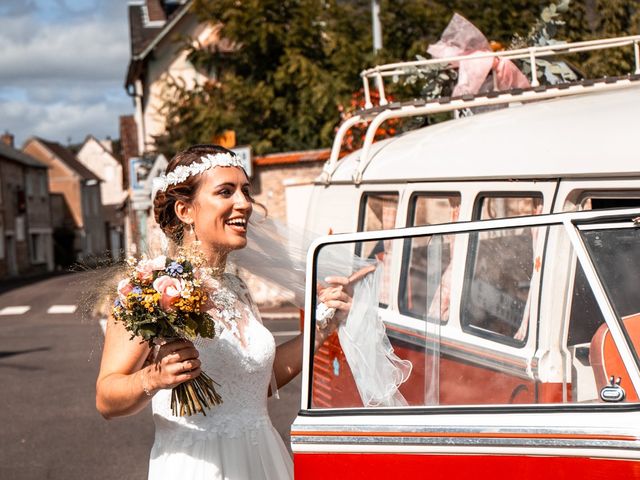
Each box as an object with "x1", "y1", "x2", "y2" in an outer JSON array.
[{"x1": 427, "y1": 13, "x2": 530, "y2": 96}]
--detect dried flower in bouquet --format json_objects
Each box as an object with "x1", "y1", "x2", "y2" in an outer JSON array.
[{"x1": 113, "y1": 248, "x2": 222, "y2": 416}]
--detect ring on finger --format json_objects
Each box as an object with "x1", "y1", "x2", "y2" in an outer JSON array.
[{"x1": 316, "y1": 302, "x2": 336, "y2": 330}]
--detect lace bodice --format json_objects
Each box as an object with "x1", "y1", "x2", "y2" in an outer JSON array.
[{"x1": 151, "y1": 273, "x2": 276, "y2": 440}]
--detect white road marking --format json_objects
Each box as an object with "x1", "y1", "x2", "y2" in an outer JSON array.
[
  {"x1": 0, "y1": 306, "x2": 31, "y2": 315},
  {"x1": 47, "y1": 305, "x2": 77, "y2": 314},
  {"x1": 99, "y1": 318, "x2": 107, "y2": 335},
  {"x1": 272, "y1": 330, "x2": 300, "y2": 337}
]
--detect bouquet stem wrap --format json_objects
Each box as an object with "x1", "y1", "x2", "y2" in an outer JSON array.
[{"x1": 171, "y1": 371, "x2": 221, "y2": 416}]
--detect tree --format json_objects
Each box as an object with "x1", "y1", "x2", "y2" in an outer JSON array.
[
  {"x1": 159, "y1": 0, "x2": 373, "y2": 155},
  {"x1": 158, "y1": 0, "x2": 639, "y2": 156},
  {"x1": 564, "y1": 0, "x2": 640, "y2": 77}
]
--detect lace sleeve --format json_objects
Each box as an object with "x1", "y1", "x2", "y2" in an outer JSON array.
[
  {"x1": 225, "y1": 273, "x2": 280, "y2": 399},
  {"x1": 225, "y1": 274, "x2": 262, "y2": 323}
]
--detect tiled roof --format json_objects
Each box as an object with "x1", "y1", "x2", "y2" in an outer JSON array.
[
  {"x1": 128, "y1": 1, "x2": 191, "y2": 58},
  {"x1": 36, "y1": 138, "x2": 102, "y2": 182},
  {"x1": 0, "y1": 141, "x2": 47, "y2": 169},
  {"x1": 254, "y1": 149, "x2": 331, "y2": 166},
  {"x1": 129, "y1": 4, "x2": 163, "y2": 57},
  {"x1": 82, "y1": 134, "x2": 115, "y2": 157}
]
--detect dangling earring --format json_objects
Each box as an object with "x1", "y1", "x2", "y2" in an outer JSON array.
[{"x1": 190, "y1": 223, "x2": 200, "y2": 245}]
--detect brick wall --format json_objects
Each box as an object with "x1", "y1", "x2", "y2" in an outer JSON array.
[{"x1": 250, "y1": 149, "x2": 328, "y2": 222}]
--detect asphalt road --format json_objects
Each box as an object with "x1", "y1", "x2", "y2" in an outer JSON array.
[{"x1": 0, "y1": 271, "x2": 302, "y2": 479}]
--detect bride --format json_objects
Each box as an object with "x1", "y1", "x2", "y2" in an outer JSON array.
[{"x1": 95, "y1": 144, "x2": 351, "y2": 479}]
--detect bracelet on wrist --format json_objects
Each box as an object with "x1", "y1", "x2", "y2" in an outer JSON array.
[{"x1": 140, "y1": 368, "x2": 153, "y2": 397}]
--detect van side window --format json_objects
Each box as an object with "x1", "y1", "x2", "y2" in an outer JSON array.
[
  {"x1": 581, "y1": 196, "x2": 640, "y2": 211},
  {"x1": 399, "y1": 194, "x2": 461, "y2": 320},
  {"x1": 357, "y1": 193, "x2": 398, "y2": 306},
  {"x1": 461, "y1": 194, "x2": 543, "y2": 344}
]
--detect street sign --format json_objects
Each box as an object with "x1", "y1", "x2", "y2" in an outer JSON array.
[
  {"x1": 129, "y1": 157, "x2": 147, "y2": 191},
  {"x1": 231, "y1": 145, "x2": 253, "y2": 177}
]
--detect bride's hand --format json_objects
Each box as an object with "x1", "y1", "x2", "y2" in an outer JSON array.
[
  {"x1": 318, "y1": 276, "x2": 353, "y2": 327},
  {"x1": 146, "y1": 339, "x2": 202, "y2": 393}
]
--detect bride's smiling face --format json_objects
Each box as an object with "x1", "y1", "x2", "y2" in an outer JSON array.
[{"x1": 190, "y1": 166, "x2": 253, "y2": 252}]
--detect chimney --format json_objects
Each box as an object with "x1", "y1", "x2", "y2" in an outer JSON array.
[
  {"x1": 1, "y1": 131, "x2": 14, "y2": 148},
  {"x1": 119, "y1": 115, "x2": 140, "y2": 190},
  {"x1": 146, "y1": 0, "x2": 167, "y2": 23}
]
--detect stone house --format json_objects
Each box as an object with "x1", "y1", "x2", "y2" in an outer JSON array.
[
  {"x1": 0, "y1": 133, "x2": 54, "y2": 278},
  {"x1": 23, "y1": 137, "x2": 107, "y2": 265},
  {"x1": 76, "y1": 135, "x2": 128, "y2": 260}
]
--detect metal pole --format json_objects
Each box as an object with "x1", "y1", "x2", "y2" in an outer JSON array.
[{"x1": 371, "y1": 0, "x2": 382, "y2": 53}]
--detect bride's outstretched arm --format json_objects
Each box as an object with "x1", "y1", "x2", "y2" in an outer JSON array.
[
  {"x1": 96, "y1": 316, "x2": 202, "y2": 419},
  {"x1": 271, "y1": 276, "x2": 351, "y2": 390}
]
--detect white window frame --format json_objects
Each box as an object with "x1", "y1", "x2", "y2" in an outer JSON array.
[{"x1": 301, "y1": 207, "x2": 640, "y2": 412}]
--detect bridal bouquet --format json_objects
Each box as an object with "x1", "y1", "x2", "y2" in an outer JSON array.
[{"x1": 113, "y1": 249, "x2": 222, "y2": 416}]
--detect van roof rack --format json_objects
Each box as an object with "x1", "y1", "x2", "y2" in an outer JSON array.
[{"x1": 320, "y1": 35, "x2": 640, "y2": 185}]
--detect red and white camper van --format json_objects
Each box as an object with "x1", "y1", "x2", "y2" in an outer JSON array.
[{"x1": 290, "y1": 36, "x2": 640, "y2": 479}]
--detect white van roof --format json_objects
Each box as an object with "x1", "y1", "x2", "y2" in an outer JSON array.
[{"x1": 327, "y1": 84, "x2": 640, "y2": 183}]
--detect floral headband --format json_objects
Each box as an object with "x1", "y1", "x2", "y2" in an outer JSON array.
[{"x1": 152, "y1": 152, "x2": 244, "y2": 194}]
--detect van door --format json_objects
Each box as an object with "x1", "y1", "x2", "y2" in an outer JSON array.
[{"x1": 293, "y1": 208, "x2": 640, "y2": 479}]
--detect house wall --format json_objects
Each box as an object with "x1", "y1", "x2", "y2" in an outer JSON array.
[
  {"x1": 0, "y1": 164, "x2": 4, "y2": 278},
  {"x1": 25, "y1": 167, "x2": 54, "y2": 271},
  {"x1": 25, "y1": 168, "x2": 51, "y2": 229},
  {"x1": 24, "y1": 141, "x2": 84, "y2": 229},
  {"x1": 0, "y1": 159, "x2": 28, "y2": 276},
  {"x1": 77, "y1": 139, "x2": 126, "y2": 206},
  {"x1": 81, "y1": 183, "x2": 107, "y2": 258},
  {"x1": 0, "y1": 159, "x2": 51, "y2": 277},
  {"x1": 140, "y1": 16, "x2": 214, "y2": 151}
]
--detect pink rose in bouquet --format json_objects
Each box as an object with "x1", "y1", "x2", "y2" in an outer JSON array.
[
  {"x1": 153, "y1": 275, "x2": 184, "y2": 311},
  {"x1": 117, "y1": 279, "x2": 134, "y2": 306},
  {"x1": 135, "y1": 255, "x2": 167, "y2": 282}
]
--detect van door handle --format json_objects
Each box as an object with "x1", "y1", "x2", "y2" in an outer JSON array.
[{"x1": 600, "y1": 376, "x2": 626, "y2": 402}]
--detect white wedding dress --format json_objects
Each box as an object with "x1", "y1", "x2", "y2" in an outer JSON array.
[{"x1": 148, "y1": 273, "x2": 294, "y2": 480}]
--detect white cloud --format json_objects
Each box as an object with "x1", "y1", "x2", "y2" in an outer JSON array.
[
  {"x1": 0, "y1": 0, "x2": 133, "y2": 145},
  {"x1": 2, "y1": 95, "x2": 132, "y2": 147},
  {"x1": 0, "y1": 17, "x2": 129, "y2": 81}
]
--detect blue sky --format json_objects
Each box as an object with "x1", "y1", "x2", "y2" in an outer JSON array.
[{"x1": 0, "y1": 0, "x2": 132, "y2": 146}]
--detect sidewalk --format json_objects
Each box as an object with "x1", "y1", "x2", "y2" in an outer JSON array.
[
  {"x1": 258, "y1": 304, "x2": 301, "y2": 320},
  {"x1": 0, "y1": 270, "x2": 73, "y2": 296}
]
